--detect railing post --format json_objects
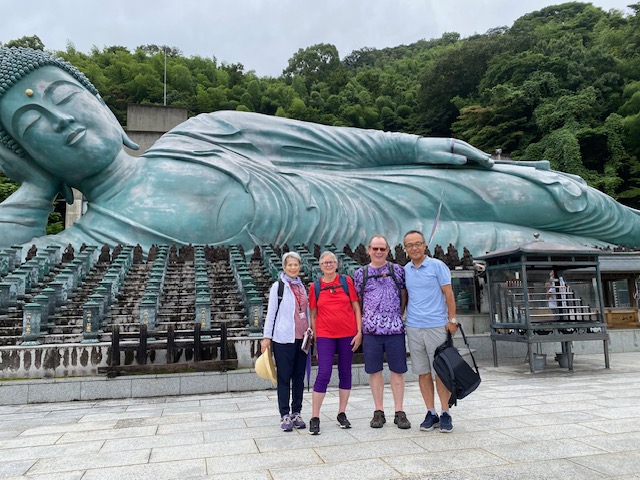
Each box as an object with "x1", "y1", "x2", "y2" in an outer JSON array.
[
  {"x1": 137, "y1": 324, "x2": 148, "y2": 364},
  {"x1": 110, "y1": 325, "x2": 120, "y2": 366},
  {"x1": 167, "y1": 325, "x2": 175, "y2": 364},
  {"x1": 220, "y1": 323, "x2": 228, "y2": 361},
  {"x1": 194, "y1": 322, "x2": 201, "y2": 362}
]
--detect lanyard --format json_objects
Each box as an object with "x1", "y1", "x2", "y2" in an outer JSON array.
[{"x1": 290, "y1": 282, "x2": 307, "y2": 313}]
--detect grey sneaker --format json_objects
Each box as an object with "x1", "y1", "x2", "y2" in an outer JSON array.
[
  {"x1": 419, "y1": 412, "x2": 440, "y2": 431},
  {"x1": 291, "y1": 412, "x2": 306, "y2": 429},
  {"x1": 280, "y1": 414, "x2": 293, "y2": 432},
  {"x1": 394, "y1": 411, "x2": 411, "y2": 429},
  {"x1": 336, "y1": 412, "x2": 351, "y2": 429}
]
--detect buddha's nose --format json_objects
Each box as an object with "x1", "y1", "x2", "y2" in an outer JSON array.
[{"x1": 51, "y1": 110, "x2": 75, "y2": 132}]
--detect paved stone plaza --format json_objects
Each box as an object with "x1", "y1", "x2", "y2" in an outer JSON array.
[{"x1": 0, "y1": 352, "x2": 639, "y2": 479}]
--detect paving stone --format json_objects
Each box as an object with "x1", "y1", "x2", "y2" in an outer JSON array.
[
  {"x1": 0, "y1": 352, "x2": 637, "y2": 479},
  {"x1": 80, "y1": 458, "x2": 206, "y2": 480}
]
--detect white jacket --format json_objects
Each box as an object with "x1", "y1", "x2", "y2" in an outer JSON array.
[{"x1": 262, "y1": 274, "x2": 310, "y2": 344}]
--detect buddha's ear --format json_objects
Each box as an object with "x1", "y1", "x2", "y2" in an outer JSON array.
[
  {"x1": 97, "y1": 95, "x2": 139, "y2": 151},
  {"x1": 122, "y1": 133, "x2": 139, "y2": 151}
]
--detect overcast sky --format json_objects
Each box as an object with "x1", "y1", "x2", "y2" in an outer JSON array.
[{"x1": 1, "y1": 0, "x2": 635, "y2": 77}]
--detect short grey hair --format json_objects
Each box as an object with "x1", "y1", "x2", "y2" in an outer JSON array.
[
  {"x1": 281, "y1": 251, "x2": 301, "y2": 264},
  {"x1": 368, "y1": 234, "x2": 389, "y2": 249},
  {"x1": 319, "y1": 251, "x2": 337, "y2": 263}
]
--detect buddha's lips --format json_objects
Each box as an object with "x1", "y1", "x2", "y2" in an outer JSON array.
[{"x1": 67, "y1": 128, "x2": 86, "y2": 145}]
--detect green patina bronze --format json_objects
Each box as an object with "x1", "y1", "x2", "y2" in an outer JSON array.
[{"x1": 1, "y1": 47, "x2": 640, "y2": 256}]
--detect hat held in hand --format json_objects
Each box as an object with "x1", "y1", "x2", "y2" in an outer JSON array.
[{"x1": 255, "y1": 346, "x2": 276, "y2": 385}]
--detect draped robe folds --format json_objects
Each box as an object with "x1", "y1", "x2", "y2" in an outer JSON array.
[{"x1": 2, "y1": 110, "x2": 640, "y2": 256}]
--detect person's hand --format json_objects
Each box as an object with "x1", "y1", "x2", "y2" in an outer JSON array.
[
  {"x1": 260, "y1": 338, "x2": 271, "y2": 354},
  {"x1": 445, "y1": 322, "x2": 458, "y2": 335},
  {"x1": 350, "y1": 331, "x2": 362, "y2": 352},
  {"x1": 417, "y1": 137, "x2": 494, "y2": 169}
]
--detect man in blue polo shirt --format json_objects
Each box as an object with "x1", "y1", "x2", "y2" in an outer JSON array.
[{"x1": 403, "y1": 230, "x2": 458, "y2": 432}]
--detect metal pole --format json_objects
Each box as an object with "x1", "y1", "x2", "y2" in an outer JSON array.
[{"x1": 163, "y1": 49, "x2": 167, "y2": 106}]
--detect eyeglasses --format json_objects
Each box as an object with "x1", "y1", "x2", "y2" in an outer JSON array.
[
  {"x1": 320, "y1": 261, "x2": 337, "y2": 266},
  {"x1": 404, "y1": 241, "x2": 425, "y2": 250},
  {"x1": 369, "y1": 247, "x2": 388, "y2": 252}
]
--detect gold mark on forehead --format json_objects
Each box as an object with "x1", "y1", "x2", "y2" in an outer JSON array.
[{"x1": 25, "y1": 89, "x2": 34, "y2": 97}]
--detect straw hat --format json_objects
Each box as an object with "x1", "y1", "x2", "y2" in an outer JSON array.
[{"x1": 255, "y1": 346, "x2": 277, "y2": 385}]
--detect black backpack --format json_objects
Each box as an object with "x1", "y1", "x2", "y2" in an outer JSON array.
[{"x1": 432, "y1": 324, "x2": 481, "y2": 407}]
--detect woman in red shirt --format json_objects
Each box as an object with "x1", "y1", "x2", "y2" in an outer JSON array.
[{"x1": 307, "y1": 251, "x2": 362, "y2": 435}]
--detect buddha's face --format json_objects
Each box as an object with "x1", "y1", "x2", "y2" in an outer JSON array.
[{"x1": 0, "y1": 66, "x2": 122, "y2": 182}]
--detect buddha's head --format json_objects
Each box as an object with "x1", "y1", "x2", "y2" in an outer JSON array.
[{"x1": 0, "y1": 47, "x2": 137, "y2": 184}]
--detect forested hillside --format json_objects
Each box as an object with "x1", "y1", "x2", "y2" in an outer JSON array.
[{"x1": 2, "y1": 2, "x2": 640, "y2": 210}]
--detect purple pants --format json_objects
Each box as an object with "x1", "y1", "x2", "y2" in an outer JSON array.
[{"x1": 313, "y1": 336, "x2": 354, "y2": 393}]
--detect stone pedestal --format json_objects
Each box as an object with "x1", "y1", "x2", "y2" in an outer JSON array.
[
  {"x1": 22, "y1": 303, "x2": 42, "y2": 346},
  {"x1": 82, "y1": 301, "x2": 102, "y2": 343}
]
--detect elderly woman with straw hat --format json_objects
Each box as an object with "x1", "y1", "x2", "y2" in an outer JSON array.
[{"x1": 261, "y1": 251, "x2": 312, "y2": 432}]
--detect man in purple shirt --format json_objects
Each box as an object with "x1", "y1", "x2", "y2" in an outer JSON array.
[{"x1": 354, "y1": 235, "x2": 410, "y2": 429}]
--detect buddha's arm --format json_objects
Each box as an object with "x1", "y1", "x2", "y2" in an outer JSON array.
[
  {"x1": 0, "y1": 183, "x2": 54, "y2": 248},
  {"x1": 208, "y1": 111, "x2": 494, "y2": 169}
]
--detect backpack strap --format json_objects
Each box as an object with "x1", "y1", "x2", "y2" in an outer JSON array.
[
  {"x1": 359, "y1": 266, "x2": 368, "y2": 310},
  {"x1": 315, "y1": 275, "x2": 350, "y2": 300},
  {"x1": 456, "y1": 324, "x2": 480, "y2": 373},
  {"x1": 360, "y1": 263, "x2": 403, "y2": 311},
  {"x1": 338, "y1": 274, "x2": 350, "y2": 297},
  {"x1": 387, "y1": 262, "x2": 402, "y2": 291},
  {"x1": 271, "y1": 279, "x2": 285, "y2": 337},
  {"x1": 313, "y1": 279, "x2": 321, "y2": 300}
]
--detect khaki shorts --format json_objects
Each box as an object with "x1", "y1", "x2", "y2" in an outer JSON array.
[{"x1": 406, "y1": 326, "x2": 447, "y2": 375}]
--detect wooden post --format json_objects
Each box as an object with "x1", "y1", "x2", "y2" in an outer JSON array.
[
  {"x1": 110, "y1": 325, "x2": 120, "y2": 366},
  {"x1": 137, "y1": 324, "x2": 148, "y2": 364},
  {"x1": 220, "y1": 323, "x2": 227, "y2": 360},
  {"x1": 167, "y1": 325, "x2": 175, "y2": 364},
  {"x1": 194, "y1": 322, "x2": 201, "y2": 362}
]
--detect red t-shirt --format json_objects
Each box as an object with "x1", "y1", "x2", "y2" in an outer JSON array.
[{"x1": 309, "y1": 275, "x2": 359, "y2": 338}]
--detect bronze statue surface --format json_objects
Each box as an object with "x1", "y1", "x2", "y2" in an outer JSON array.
[{"x1": 1, "y1": 47, "x2": 639, "y2": 257}]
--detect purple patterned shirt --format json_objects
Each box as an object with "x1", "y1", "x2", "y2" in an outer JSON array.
[{"x1": 353, "y1": 263, "x2": 406, "y2": 335}]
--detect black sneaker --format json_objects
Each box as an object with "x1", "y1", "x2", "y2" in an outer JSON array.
[
  {"x1": 419, "y1": 412, "x2": 440, "y2": 431},
  {"x1": 336, "y1": 412, "x2": 351, "y2": 429},
  {"x1": 394, "y1": 411, "x2": 411, "y2": 429},
  {"x1": 370, "y1": 410, "x2": 386, "y2": 428},
  {"x1": 439, "y1": 412, "x2": 453, "y2": 432},
  {"x1": 309, "y1": 416, "x2": 320, "y2": 435}
]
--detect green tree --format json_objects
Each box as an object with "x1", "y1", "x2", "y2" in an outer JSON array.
[
  {"x1": 283, "y1": 43, "x2": 344, "y2": 90},
  {"x1": 4, "y1": 34, "x2": 44, "y2": 50}
]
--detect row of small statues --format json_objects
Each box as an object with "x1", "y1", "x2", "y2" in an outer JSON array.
[
  {"x1": 255, "y1": 242, "x2": 475, "y2": 269},
  {"x1": 22, "y1": 240, "x2": 640, "y2": 270},
  {"x1": 24, "y1": 243, "x2": 232, "y2": 265}
]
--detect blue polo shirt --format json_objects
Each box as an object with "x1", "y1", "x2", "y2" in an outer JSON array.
[{"x1": 404, "y1": 257, "x2": 451, "y2": 328}]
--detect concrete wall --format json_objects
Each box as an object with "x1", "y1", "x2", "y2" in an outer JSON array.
[
  {"x1": 126, "y1": 104, "x2": 188, "y2": 133},
  {"x1": 0, "y1": 331, "x2": 638, "y2": 405},
  {"x1": 2, "y1": 329, "x2": 638, "y2": 381},
  {"x1": 125, "y1": 104, "x2": 188, "y2": 157}
]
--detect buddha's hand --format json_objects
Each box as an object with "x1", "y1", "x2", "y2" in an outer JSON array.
[
  {"x1": 417, "y1": 137, "x2": 494, "y2": 168},
  {"x1": 0, "y1": 144, "x2": 66, "y2": 200}
]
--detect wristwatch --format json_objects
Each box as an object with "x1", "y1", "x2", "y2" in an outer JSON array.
[{"x1": 448, "y1": 318, "x2": 458, "y2": 324}]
